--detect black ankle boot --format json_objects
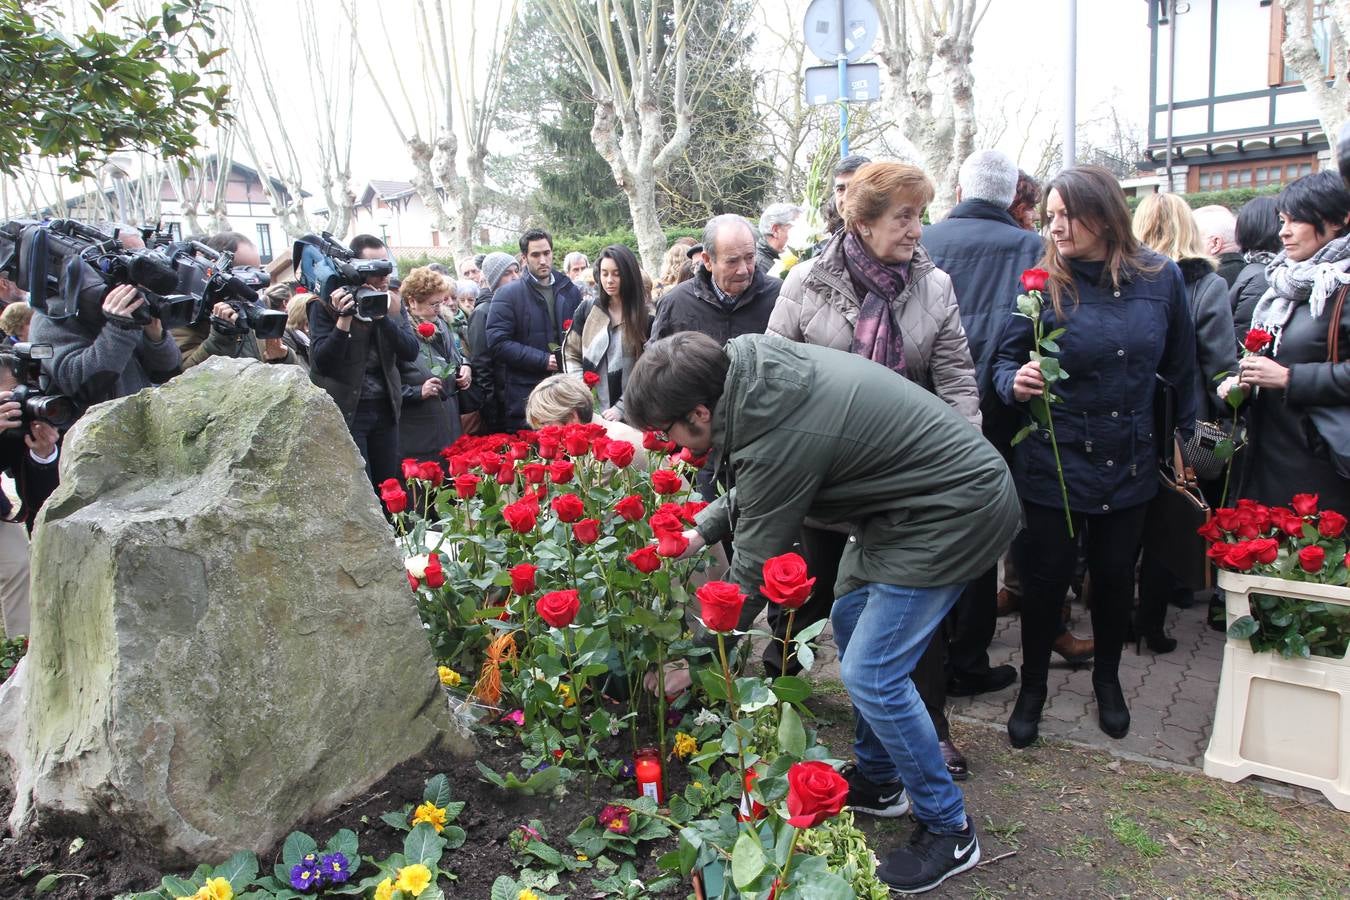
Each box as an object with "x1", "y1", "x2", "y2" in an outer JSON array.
[
  {"x1": 1007, "y1": 687, "x2": 1047, "y2": 749},
  {"x1": 1093, "y1": 677, "x2": 1130, "y2": 739}
]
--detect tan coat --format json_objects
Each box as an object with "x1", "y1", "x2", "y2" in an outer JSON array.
[{"x1": 768, "y1": 234, "x2": 981, "y2": 427}]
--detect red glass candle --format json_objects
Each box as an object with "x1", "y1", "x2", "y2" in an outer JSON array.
[{"x1": 634, "y1": 746, "x2": 665, "y2": 803}]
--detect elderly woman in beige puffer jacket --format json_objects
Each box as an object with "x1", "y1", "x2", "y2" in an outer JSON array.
[{"x1": 765, "y1": 160, "x2": 981, "y2": 780}]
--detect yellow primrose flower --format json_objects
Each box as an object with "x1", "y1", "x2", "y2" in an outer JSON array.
[
  {"x1": 575, "y1": 854, "x2": 588, "y2": 861},
  {"x1": 374, "y1": 877, "x2": 394, "y2": 900},
  {"x1": 395, "y1": 863, "x2": 433, "y2": 896},
  {"x1": 201, "y1": 878, "x2": 233, "y2": 900},
  {"x1": 518, "y1": 890, "x2": 541, "y2": 900},
  {"x1": 781, "y1": 251, "x2": 800, "y2": 272},
  {"x1": 692, "y1": 781, "x2": 703, "y2": 789},
  {"x1": 673, "y1": 731, "x2": 698, "y2": 759},
  {"x1": 557, "y1": 683, "x2": 576, "y2": 707},
  {"x1": 438, "y1": 665, "x2": 461, "y2": 687},
  {"x1": 411, "y1": 800, "x2": 448, "y2": 833}
]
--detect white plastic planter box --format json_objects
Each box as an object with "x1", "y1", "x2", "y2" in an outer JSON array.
[{"x1": 1204, "y1": 570, "x2": 1350, "y2": 811}]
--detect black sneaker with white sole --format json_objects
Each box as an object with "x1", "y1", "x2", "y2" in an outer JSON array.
[
  {"x1": 878, "y1": 817, "x2": 980, "y2": 894},
  {"x1": 838, "y1": 763, "x2": 911, "y2": 817}
]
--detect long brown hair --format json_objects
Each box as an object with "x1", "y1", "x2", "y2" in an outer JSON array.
[
  {"x1": 595, "y1": 244, "x2": 650, "y2": 360},
  {"x1": 1039, "y1": 166, "x2": 1163, "y2": 317}
]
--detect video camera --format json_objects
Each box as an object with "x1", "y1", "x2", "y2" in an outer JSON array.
[
  {"x1": 2, "y1": 343, "x2": 75, "y2": 430},
  {"x1": 293, "y1": 232, "x2": 392, "y2": 320},
  {"x1": 192, "y1": 245, "x2": 287, "y2": 340}
]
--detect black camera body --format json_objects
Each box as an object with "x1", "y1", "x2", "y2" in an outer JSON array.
[
  {"x1": 293, "y1": 232, "x2": 392, "y2": 321},
  {"x1": 193, "y1": 250, "x2": 288, "y2": 340},
  {"x1": 4, "y1": 343, "x2": 75, "y2": 430}
]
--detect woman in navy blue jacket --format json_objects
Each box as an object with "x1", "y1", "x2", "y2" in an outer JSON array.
[{"x1": 991, "y1": 166, "x2": 1198, "y2": 748}]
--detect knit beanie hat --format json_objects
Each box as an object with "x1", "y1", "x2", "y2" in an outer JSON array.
[{"x1": 481, "y1": 251, "x2": 518, "y2": 290}]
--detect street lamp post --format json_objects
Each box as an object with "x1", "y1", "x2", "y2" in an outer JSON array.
[{"x1": 373, "y1": 206, "x2": 393, "y2": 247}]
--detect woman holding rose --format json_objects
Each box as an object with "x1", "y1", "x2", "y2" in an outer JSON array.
[
  {"x1": 991, "y1": 166, "x2": 1198, "y2": 748},
  {"x1": 1222, "y1": 170, "x2": 1350, "y2": 513},
  {"x1": 398, "y1": 267, "x2": 472, "y2": 464}
]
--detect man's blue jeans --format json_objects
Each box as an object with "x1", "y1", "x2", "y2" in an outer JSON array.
[{"x1": 832, "y1": 581, "x2": 968, "y2": 834}]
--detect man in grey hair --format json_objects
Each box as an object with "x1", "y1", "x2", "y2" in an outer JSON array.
[
  {"x1": 649, "y1": 214, "x2": 780, "y2": 346},
  {"x1": 756, "y1": 202, "x2": 802, "y2": 274},
  {"x1": 1192, "y1": 204, "x2": 1244, "y2": 287}
]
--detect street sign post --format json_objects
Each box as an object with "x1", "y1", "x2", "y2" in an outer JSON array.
[{"x1": 802, "y1": 0, "x2": 880, "y2": 158}]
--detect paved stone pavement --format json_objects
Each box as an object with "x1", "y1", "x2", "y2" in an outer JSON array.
[{"x1": 778, "y1": 599, "x2": 1225, "y2": 769}]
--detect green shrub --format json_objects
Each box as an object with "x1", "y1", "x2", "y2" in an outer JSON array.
[{"x1": 1127, "y1": 184, "x2": 1282, "y2": 214}]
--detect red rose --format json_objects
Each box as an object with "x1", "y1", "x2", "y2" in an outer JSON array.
[
  {"x1": 551, "y1": 493, "x2": 585, "y2": 523},
  {"x1": 1298, "y1": 545, "x2": 1326, "y2": 573},
  {"x1": 1291, "y1": 493, "x2": 1319, "y2": 517},
  {"x1": 606, "y1": 441, "x2": 636, "y2": 468},
  {"x1": 696, "y1": 580, "x2": 745, "y2": 632},
  {"x1": 784, "y1": 760, "x2": 849, "y2": 828},
  {"x1": 1020, "y1": 268, "x2": 1050, "y2": 293},
  {"x1": 1280, "y1": 514, "x2": 1306, "y2": 538},
  {"x1": 651, "y1": 469, "x2": 682, "y2": 495},
  {"x1": 417, "y1": 462, "x2": 444, "y2": 485},
  {"x1": 509, "y1": 441, "x2": 530, "y2": 461},
  {"x1": 424, "y1": 555, "x2": 445, "y2": 588},
  {"x1": 1243, "y1": 328, "x2": 1273, "y2": 354},
  {"x1": 447, "y1": 454, "x2": 471, "y2": 476},
  {"x1": 615, "y1": 495, "x2": 646, "y2": 522},
  {"x1": 562, "y1": 318, "x2": 573, "y2": 331},
  {"x1": 676, "y1": 447, "x2": 708, "y2": 468},
  {"x1": 510, "y1": 563, "x2": 537, "y2": 595},
  {"x1": 402, "y1": 458, "x2": 422, "y2": 480},
  {"x1": 643, "y1": 431, "x2": 675, "y2": 452},
  {"x1": 454, "y1": 473, "x2": 481, "y2": 499},
  {"x1": 379, "y1": 478, "x2": 408, "y2": 514},
  {"x1": 503, "y1": 499, "x2": 538, "y2": 533},
  {"x1": 1317, "y1": 510, "x2": 1347, "y2": 538},
  {"x1": 407, "y1": 570, "x2": 419, "y2": 591},
  {"x1": 416, "y1": 321, "x2": 437, "y2": 338},
  {"x1": 1250, "y1": 537, "x2": 1280, "y2": 565},
  {"x1": 537, "y1": 435, "x2": 560, "y2": 459},
  {"x1": 478, "y1": 451, "x2": 502, "y2": 473},
  {"x1": 573, "y1": 518, "x2": 600, "y2": 545},
  {"x1": 522, "y1": 463, "x2": 547, "y2": 485},
  {"x1": 655, "y1": 529, "x2": 689, "y2": 557},
  {"x1": 1345, "y1": 551, "x2": 1350, "y2": 570},
  {"x1": 563, "y1": 429, "x2": 591, "y2": 457},
  {"x1": 583, "y1": 371, "x2": 601, "y2": 389},
  {"x1": 536, "y1": 589, "x2": 580, "y2": 628},
  {"x1": 1215, "y1": 508, "x2": 1242, "y2": 533},
  {"x1": 1225, "y1": 541, "x2": 1259, "y2": 571},
  {"x1": 627, "y1": 546, "x2": 662, "y2": 573},
  {"x1": 549, "y1": 459, "x2": 575, "y2": 484},
  {"x1": 1207, "y1": 542, "x2": 1233, "y2": 565},
  {"x1": 682, "y1": 500, "x2": 708, "y2": 520},
  {"x1": 649, "y1": 509, "x2": 684, "y2": 534},
  {"x1": 1196, "y1": 519, "x2": 1223, "y2": 542},
  {"x1": 592, "y1": 436, "x2": 612, "y2": 462},
  {"x1": 496, "y1": 461, "x2": 515, "y2": 484},
  {"x1": 761, "y1": 552, "x2": 816, "y2": 609}
]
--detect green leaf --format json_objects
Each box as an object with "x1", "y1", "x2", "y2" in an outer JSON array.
[
  {"x1": 381, "y1": 809, "x2": 412, "y2": 832},
  {"x1": 1010, "y1": 423, "x2": 1036, "y2": 446},
  {"x1": 1039, "y1": 357, "x2": 1063, "y2": 380},
  {"x1": 730, "y1": 831, "x2": 767, "y2": 889},
  {"x1": 161, "y1": 875, "x2": 199, "y2": 896},
  {"x1": 1213, "y1": 438, "x2": 1235, "y2": 462},
  {"x1": 1039, "y1": 338, "x2": 1061, "y2": 353},
  {"x1": 424, "y1": 773, "x2": 451, "y2": 808},
  {"x1": 281, "y1": 831, "x2": 317, "y2": 867},
  {"x1": 404, "y1": 822, "x2": 447, "y2": 869},
  {"x1": 1227, "y1": 615, "x2": 1259, "y2": 639},
  {"x1": 213, "y1": 850, "x2": 259, "y2": 891},
  {"x1": 770, "y1": 675, "x2": 811, "y2": 704},
  {"x1": 777, "y1": 703, "x2": 806, "y2": 758},
  {"x1": 793, "y1": 619, "x2": 828, "y2": 644},
  {"x1": 34, "y1": 874, "x2": 60, "y2": 894},
  {"x1": 734, "y1": 677, "x2": 775, "y2": 712},
  {"x1": 1045, "y1": 327, "x2": 1067, "y2": 342},
  {"x1": 442, "y1": 825, "x2": 467, "y2": 850}
]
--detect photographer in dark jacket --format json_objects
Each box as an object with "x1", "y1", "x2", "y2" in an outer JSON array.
[
  {"x1": 0, "y1": 349, "x2": 61, "y2": 637},
  {"x1": 308, "y1": 234, "x2": 419, "y2": 487}
]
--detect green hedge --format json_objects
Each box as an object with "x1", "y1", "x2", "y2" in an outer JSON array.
[
  {"x1": 1127, "y1": 184, "x2": 1283, "y2": 214},
  {"x1": 397, "y1": 226, "x2": 702, "y2": 274}
]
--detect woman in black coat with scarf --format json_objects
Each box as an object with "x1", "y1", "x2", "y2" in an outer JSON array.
[{"x1": 399, "y1": 267, "x2": 472, "y2": 464}]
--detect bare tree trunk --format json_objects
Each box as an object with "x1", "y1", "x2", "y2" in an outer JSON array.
[{"x1": 1281, "y1": 0, "x2": 1348, "y2": 149}]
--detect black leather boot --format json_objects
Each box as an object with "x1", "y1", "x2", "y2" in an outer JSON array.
[
  {"x1": 1093, "y1": 676, "x2": 1130, "y2": 739},
  {"x1": 1007, "y1": 687, "x2": 1047, "y2": 749}
]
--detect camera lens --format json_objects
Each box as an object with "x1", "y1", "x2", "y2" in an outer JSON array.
[{"x1": 28, "y1": 394, "x2": 75, "y2": 428}]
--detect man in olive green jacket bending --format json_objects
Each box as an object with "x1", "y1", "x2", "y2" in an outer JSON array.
[{"x1": 624, "y1": 331, "x2": 1021, "y2": 895}]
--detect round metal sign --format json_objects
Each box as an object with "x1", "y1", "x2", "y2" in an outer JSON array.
[{"x1": 803, "y1": 0, "x2": 880, "y2": 65}]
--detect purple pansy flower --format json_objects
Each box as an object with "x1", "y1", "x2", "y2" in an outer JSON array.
[{"x1": 320, "y1": 852, "x2": 350, "y2": 884}]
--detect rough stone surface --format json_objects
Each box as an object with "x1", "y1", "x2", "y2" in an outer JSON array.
[{"x1": 4, "y1": 358, "x2": 460, "y2": 865}]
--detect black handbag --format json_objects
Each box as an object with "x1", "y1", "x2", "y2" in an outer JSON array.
[{"x1": 1142, "y1": 431, "x2": 1212, "y2": 591}]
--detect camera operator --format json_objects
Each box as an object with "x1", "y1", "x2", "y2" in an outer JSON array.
[
  {"x1": 171, "y1": 232, "x2": 294, "y2": 368},
  {"x1": 30, "y1": 280, "x2": 182, "y2": 414},
  {"x1": 0, "y1": 349, "x2": 61, "y2": 637},
  {"x1": 308, "y1": 234, "x2": 419, "y2": 487}
]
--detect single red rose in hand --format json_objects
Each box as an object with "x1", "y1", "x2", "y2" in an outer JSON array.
[
  {"x1": 402, "y1": 458, "x2": 422, "y2": 480},
  {"x1": 379, "y1": 478, "x2": 408, "y2": 514},
  {"x1": 1225, "y1": 541, "x2": 1258, "y2": 571},
  {"x1": 536, "y1": 589, "x2": 581, "y2": 628},
  {"x1": 416, "y1": 321, "x2": 437, "y2": 338},
  {"x1": 655, "y1": 529, "x2": 690, "y2": 558},
  {"x1": 615, "y1": 494, "x2": 646, "y2": 522},
  {"x1": 424, "y1": 555, "x2": 445, "y2": 588},
  {"x1": 510, "y1": 563, "x2": 537, "y2": 595},
  {"x1": 1291, "y1": 493, "x2": 1319, "y2": 517},
  {"x1": 453, "y1": 473, "x2": 481, "y2": 499},
  {"x1": 1196, "y1": 519, "x2": 1223, "y2": 542},
  {"x1": 1298, "y1": 545, "x2": 1326, "y2": 573},
  {"x1": 784, "y1": 760, "x2": 849, "y2": 828},
  {"x1": 522, "y1": 462, "x2": 547, "y2": 485},
  {"x1": 1317, "y1": 509, "x2": 1347, "y2": 538},
  {"x1": 573, "y1": 518, "x2": 600, "y2": 545},
  {"x1": 503, "y1": 499, "x2": 538, "y2": 533},
  {"x1": 696, "y1": 580, "x2": 745, "y2": 632},
  {"x1": 549, "y1": 459, "x2": 575, "y2": 484},
  {"x1": 606, "y1": 441, "x2": 636, "y2": 468},
  {"x1": 583, "y1": 371, "x2": 601, "y2": 389},
  {"x1": 651, "y1": 469, "x2": 682, "y2": 495},
  {"x1": 1020, "y1": 268, "x2": 1050, "y2": 293},
  {"x1": 1243, "y1": 328, "x2": 1273, "y2": 354},
  {"x1": 761, "y1": 552, "x2": 816, "y2": 609},
  {"x1": 551, "y1": 493, "x2": 585, "y2": 523},
  {"x1": 627, "y1": 545, "x2": 662, "y2": 573},
  {"x1": 1250, "y1": 537, "x2": 1280, "y2": 565}
]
